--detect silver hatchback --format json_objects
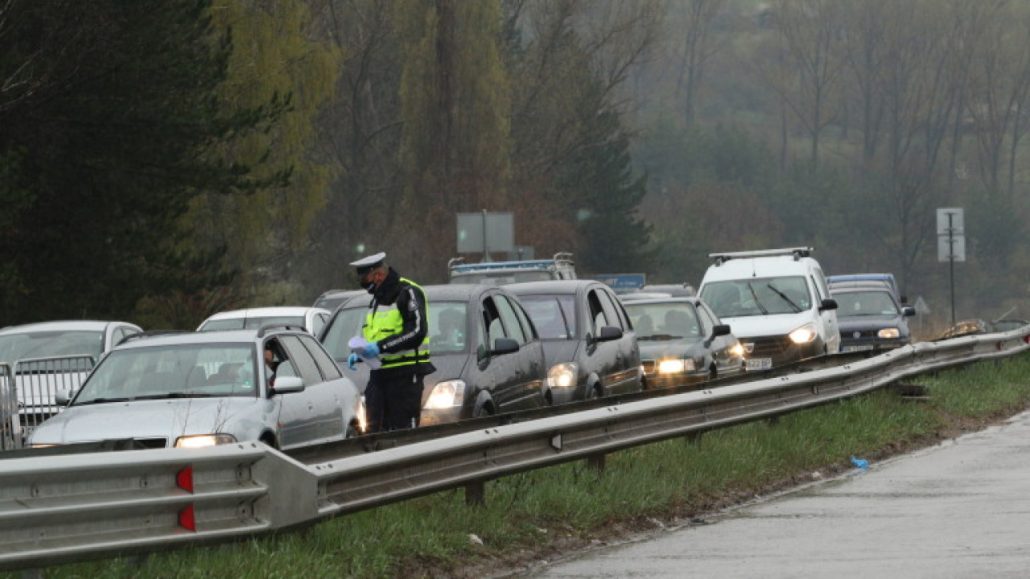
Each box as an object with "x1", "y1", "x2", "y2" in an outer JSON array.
[{"x1": 28, "y1": 328, "x2": 363, "y2": 450}]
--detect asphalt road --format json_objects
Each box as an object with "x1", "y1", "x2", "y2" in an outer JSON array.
[{"x1": 533, "y1": 410, "x2": 1030, "y2": 578}]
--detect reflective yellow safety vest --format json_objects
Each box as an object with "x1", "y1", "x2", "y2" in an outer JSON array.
[{"x1": 362, "y1": 277, "x2": 431, "y2": 370}]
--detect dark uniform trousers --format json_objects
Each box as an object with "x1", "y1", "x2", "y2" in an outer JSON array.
[{"x1": 365, "y1": 367, "x2": 424, "y2": 432}]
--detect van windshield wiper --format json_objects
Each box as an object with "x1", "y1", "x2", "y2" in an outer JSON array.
[
  {"x1": 766, "y1": 283, "x2": 802, "y2": 313},
  {"x1": 133, "y1": 392, "x2": 218, "y2": 400},
  {"x1": 745, "y1": 282, "x2": 769, "y2": 315}
]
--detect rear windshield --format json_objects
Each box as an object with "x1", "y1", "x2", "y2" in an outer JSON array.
[
  {"x1": 701, "y1": 276, "x2": 812, "y2": 318},
  {"x1": 834, "y1": 291, "x2": 899, "y2": 317},
  {"x1": 200, "y1": 316, "x2": 305, "y2": 332},
  {"x1": 320, "y1": 301, "x2": 469, "y2": 360},
  {"x1": 0, "y1": 330, "x2": 104, "y2": 366},
  {"x1": 517, "y1": 295, "x2": 577, "y2": 339},
  {"x1": 623, "y1": 302, "x2": 702, "y2": 341}
]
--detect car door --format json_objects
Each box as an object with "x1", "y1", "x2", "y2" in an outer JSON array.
[
  {"x1": 595, "y1": 288, "x2": 640, "y2": 393},
  {"x1": 497, "y1": 293, "x2": 545, "y2": 408},
  {"x1": 476, "y1": 293, "x2": 525, "y2": 412},
  {"x1": 697, "y1": 303, "x2": 735, "y2": 376},
  {"x1": 279, "y1": 334, "x2": 343, "y2": 443},
  {"x1": 811, "y1": 269, "x2": 840, "y2": 352},
  {"x1": 584, "y1": 287, "x2": 619, "y2": 395},
  {"x1": 296, "y1": 333, "x2": 353, "y2": 437}
]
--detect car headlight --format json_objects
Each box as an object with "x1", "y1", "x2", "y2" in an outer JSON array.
[
  {"x1": 29, "y1": 443, "x2": 57, "y2": 449},
  {"x1": 547, "y1": 363, "x2": 579, "y2": 388},
  {"x1": 878, "y1": 328, "x2": 901, "y2": 339},
  {"x1": 788, "y1": 324, "x2": 818, "y2": 344},
  {"x1": 728, "y1": 342, "x2": 746, "y2": 358},
  {"x1": 424, "y1": 379, "x2": 465, "y2": 409},
  {"x1": 658, "y1": 359, "x2": 696, "y2": 374},
  {"x1": 175, "y1": 434, "x2": 237, "y2": 448}
]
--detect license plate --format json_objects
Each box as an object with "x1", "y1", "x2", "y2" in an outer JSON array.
[
  {"x1": 842, "y1": 345, "x2": 874, "y2": 352},
  {"x1": 745, "y1": 358, "x2": 773, "y2": 371}
]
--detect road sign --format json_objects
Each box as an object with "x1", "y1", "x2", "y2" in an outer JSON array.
[
  {"x1": 913, "y1": 296, "x2": 930, "y2": 315},
  {"x1": 937, "y1": 235, "x2": 966, "y2": 262},
  {"x1": 936, "y1": 207, "x2": 964, "y2": 235},
  {"x1": 457, "y1": 212, "x2": 514, "y2": 255},
  {"x1": 594, "y1": 273, "x2": 647, "y2": 293}
]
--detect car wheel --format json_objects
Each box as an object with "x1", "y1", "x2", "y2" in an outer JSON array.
[
  {"x1": 709, "y1": 366, "x2": 717, "y2": 381},
  {"x1": 586, "y1": 383, "x2": 602, "y2": 400},
  {"x1": 473, "y1": 402, "x2": 494, "y2": 418}
]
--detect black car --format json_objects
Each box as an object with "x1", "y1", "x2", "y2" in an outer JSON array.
[
  {"x1": 621, "y1": 297, "x2": 746, "y2": 389},
  {"x1": 508, "y1": 280, "x2": 641, "y2": 404},
  {"x1": 319, "y1": 284, "x2": 547, "y2": 425},
  {"x1": 830, "y1": 282, "x2": 915, "y2": 352}
]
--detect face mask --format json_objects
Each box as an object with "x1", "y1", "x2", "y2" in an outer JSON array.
[{"x1": 364, "y1": 281, "x2": 377, "y2": 294}]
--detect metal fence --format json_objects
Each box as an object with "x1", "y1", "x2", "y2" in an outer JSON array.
[
  {"x1": 0, "y1": 327, "x2": 1026, "y2": 571},
  {"x1": 13, "y1": 355, "x2": 95, "y2": 437},
  {"x1": 0, "y1": 364, "x2": 18, "y2": 451}
]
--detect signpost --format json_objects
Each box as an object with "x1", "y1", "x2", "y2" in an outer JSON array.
[
  {"x1": 457, "y1": 211, "x2": 514, "y2": 261},
  {"x1": 936, "y1": 208, "x2": 965, "y2": 326}
]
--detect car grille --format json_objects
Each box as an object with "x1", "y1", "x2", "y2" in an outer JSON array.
[
  {"x1": 744, "y1": 336, "x2": 793, "y2": 358},
  {"x1": 845, "y1": 329, "x2": 879, "y2": 339},
  {"x1": 132, "y1": 438, "x2": 168, "y2": 449}
]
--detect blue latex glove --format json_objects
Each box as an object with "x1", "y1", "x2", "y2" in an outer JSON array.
[
  {"x1": 347, "y1": 352, "x2": 360, "y2": 370},
  {"x1": 362, "y1": 342, "x2": 380, "y2": 359},
  {"x1": 850, "y1": 455, "x2": 869, "y2": 470}
]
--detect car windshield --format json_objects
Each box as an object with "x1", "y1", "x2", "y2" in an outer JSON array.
[
  {"x1": 518, "y1": 295, "x2": 577, "y2": 339},
  {"x1": 321, "y1": 301, "x2": 469, "y2": 360},
  {"x1": 200, "y1": 316, "x2": 305, "y2": 332},
  {"x1": 73, "y1": 343, "x2": 258, "y2": 404},
  {"x1": 450, "y1": 270, "x2": 554, "y2": 285},
  {"x1": 0, "y1": 330, "x2": 104, "y2": 367},
  {"x1": 624, "y1": 302, "x2": 703, "y2": 341},
  {"x1": 834, "y1": 291, "x2": 899, "y2": 317},
  {"x1": 701, "y1": 276, "x2": 812, "y2": 318}
]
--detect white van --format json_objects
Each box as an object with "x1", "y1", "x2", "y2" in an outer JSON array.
[{"x1": 697, "y1": 247, "x2": 840, "y2": 370}]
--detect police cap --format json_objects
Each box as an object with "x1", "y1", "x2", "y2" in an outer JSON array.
[{"x1": 349, "y1": 252, "x2": 386, "y2": 275}]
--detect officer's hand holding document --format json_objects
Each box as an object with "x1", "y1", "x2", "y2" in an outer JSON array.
[{"x1": 347, "y1": 337, "x2": 382, "y2": 369}]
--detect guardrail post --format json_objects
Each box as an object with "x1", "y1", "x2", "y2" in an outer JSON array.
[
  {"x1": 464, "y1": 481, "x2": 485, "y2": 506},
  {"x1": 587, "y1": 452, "x2": 606, "y2": 473},
  {"x1": 685, "y1": 431, "x2": 703, "y2": 447}
]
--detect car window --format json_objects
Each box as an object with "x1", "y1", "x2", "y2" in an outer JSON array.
[
  {"x1": 428, "y1": 302, "x2": 470, "y2": 354},
  {"x1": 511, "y1": 299, "x2": 538, "y2": 340},
  {"x1": 278, "y1": 335, "x2": 323, "y2": 385},
  {"x1": 696, "y1": 304, "x2": 717, "y2": 335},
  {"x1": 596, "y1": 289, "x2": 625, "y2": 331},
  {"x1": 482, "y1": 296, "x2": 506, "y2": 347},
  {"x1": 624, "y1": 302, "x2": 703, "y2": 341},
  {"x1": 812, "y1": 269, "x2": 830, "y2": 300},
  {"x1": 495, "y1": 295, "x2": 528, "y2": 345},
  {"x1": 298, "y1": 334, "x2": 342, "y2": 380},
  {"x1": 320, "y1": 307, "x2": 368, "y2": 361},
  {"x1": 311, "y1": 314, "x2": 327, "y2": 337},
  {"x1": 518, "y1": 295, "x2": 573, "y2": 339},
  {"x1": 587, "y1": 290, "x2": 608, "y2": 334},
  {"x1": 833, "y1": 291, "x2": 900, "y2": 317},
  {"x1": 0, "y1": 330, "x2": 104, "y2": 367}
]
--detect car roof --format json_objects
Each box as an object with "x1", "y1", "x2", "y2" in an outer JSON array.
[
  {"x1": 0, "y1": 320, "x2": 123, "y2": 335},
  {"x1": 702, "y1": 255, "x2": 821, "y2": 283},
  {"x1": 828, "y1": 281, "x2": 894, "y2": 292},
  {"x1": 506, "y1": 280, "x2": 600, "y2": 295},
  {"x1": 114, "y1": 330, "x2": 263, "y2": 350},
  {"x1": 619, "y1": 292, "x2": 674, "y2": 301},
  {"x1": 451, "y1": 260, "x2": 564, "y2": 273},
  {"x1": 620, "y1": 297, "x2": 702, "y2": 307},
  {"x1": 828, "y1": 273, "x2": 895, "y2": 282},
  {"x1": 203, "y1": 307, "x2": 327, "y2": 321},
  {"x1": 335, "y1": 284, "x2": 495, "y2": 309}
]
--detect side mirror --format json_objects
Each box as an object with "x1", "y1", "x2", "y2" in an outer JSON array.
[
  {"x1": 711, "y1": 324, "x2": 731, "y2": 338},
  {"x1": 595, "y1": 326, "x2": 623, "y2": 342},
  {"x1": 902, "y1": 306, "x2": 916, "y2": 317},
  {"x1": 819, "y1": 298, "x2": 838, "y2": 311},
  {"x1": 55, "y1": 389, "x2": 73, "y2": 406},
  {"x1": 491, "y1": 337, "x2": 520, "y2": 356},
  {"x1": 271, "y1": 376, "x2": 305, "y2": 395}
]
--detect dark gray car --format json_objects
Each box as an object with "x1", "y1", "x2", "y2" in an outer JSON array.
[
  {"x1": 830, "y1": 282, "x2": 915, "y2": 352},
  {"x1": 621, "y1": 297, "x2": 745, "y2": 389},
  {"x1": 508, "y1": 280, "x2": 642, "y2": 405},
  {"x1": 319, "y1": 285, "x2": 548, "y2": 425}
]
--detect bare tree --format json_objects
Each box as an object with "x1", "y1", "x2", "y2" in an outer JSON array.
[{"x1": 674, "y1": 0, "x2": 725, "y2": 127}]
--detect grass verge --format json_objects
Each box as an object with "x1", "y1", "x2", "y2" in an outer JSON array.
[{"x1": 24, "y1": 354, "x2": 1030, "y2": 578}]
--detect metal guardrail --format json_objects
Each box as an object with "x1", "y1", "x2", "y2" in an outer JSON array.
[
  {"x1": 0, "y1": 327, "x2": 1027, "y2": 570},
  {"x1": 0, "y1": 364, "x2": 18, "y2": 451},
  {"x1": 13, "y1": 355, "x2": 95, "y2": 436}
]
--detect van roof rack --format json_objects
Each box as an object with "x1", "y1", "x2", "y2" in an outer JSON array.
[{"x1": 709, "y1": 247, "x2": 813, "y2": 266}]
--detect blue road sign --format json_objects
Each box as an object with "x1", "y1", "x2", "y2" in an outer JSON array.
[{"x1": 594, "y1": 273, "x2": 647, "y2": 293}]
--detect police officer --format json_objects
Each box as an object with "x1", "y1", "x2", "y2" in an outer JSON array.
[{"x1": 347, "y1": 253, "x2": 434, "y2": 432}]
